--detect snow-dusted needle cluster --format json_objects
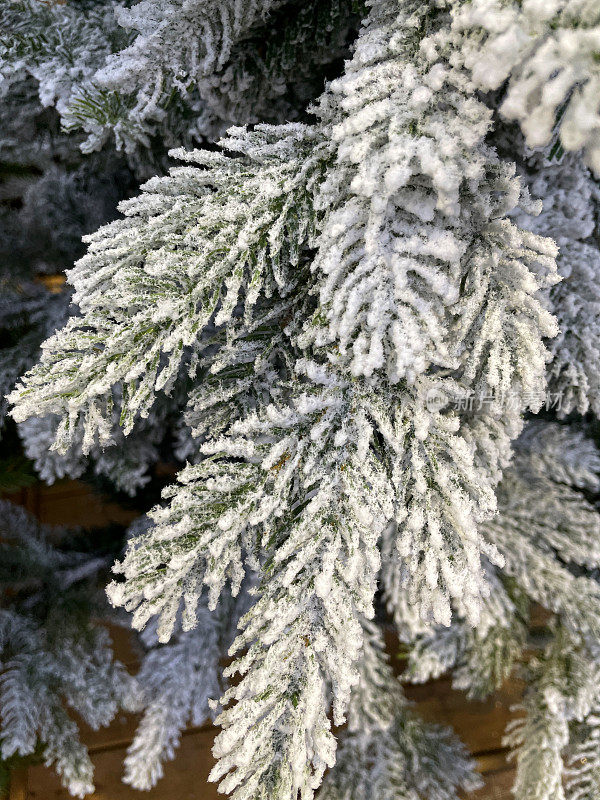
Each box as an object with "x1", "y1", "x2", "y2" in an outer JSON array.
[{"x1": 5, "y1": 1, "x2": 600, "y2": 799}]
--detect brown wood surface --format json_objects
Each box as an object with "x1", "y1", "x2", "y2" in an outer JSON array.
[
  {"x1": 4, "y1": 480, "x2": 520, "y2": 799},
  {"x1": 26, "y1": 729, "x2": 220, "y2": 800}
]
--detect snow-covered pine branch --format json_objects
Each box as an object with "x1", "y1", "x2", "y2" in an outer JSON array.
[
  {"x1": 512, "y1": 150, "x2": 600, "y2": 417},
  {"x1": 435, "y1": 0, "x2": 600, "y2": 175},
  {"x1": 122, "y1": 576, "x2": 250, "y2": 790},
  {"x1": 9, "y1": 124, "x2": 328, "y2": 450},
  {"x1": 306, "y1": 0, "x2": 558, "y2": 631},
  {"x1": 567, "y1": 703, "x2": 600, "y2": 800},
  {"x1": 477, "y1": 422, "x2": 600, "y2": 799},
  {"x1": 7, "y1": 1, "x2": 600, "y2": 799},
  {"x1": 0, "y1": 501, "x2": 140, "y2": 797},
  {"x1": 1, "y1": 0, "x2": 360, "y2": 161},
  {"x1": 504, "y1": 624, "x2": 600, "y2": 800},
  {"x1": 483, "y1": 422, "x2": 600, "y2": 640},
  {"x1": 405, "y1": 569, "x2": 528, "y2": 701},
  {"x1": 320, "y1": 618, "x2": 480, "y2": 800},
  {"x1": 195, "y1": 0, "x2": 360, "y2": 130}
]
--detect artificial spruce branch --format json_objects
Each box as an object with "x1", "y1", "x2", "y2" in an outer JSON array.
[{"x1": 5, "y1": 1, "x2": 600, "y2": 799}]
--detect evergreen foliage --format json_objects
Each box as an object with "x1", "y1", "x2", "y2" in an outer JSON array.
[
  {"x1": 320, "y1": 619, "x2": 479, "y2": 800},
  {"x1": 3, "y1": 1, "x2": 600, "y2": 799},
  {"x1": 0, "y1": 501, "x2": 140, "y2": 797}
]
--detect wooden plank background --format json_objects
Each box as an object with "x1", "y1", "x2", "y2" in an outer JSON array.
[{"x1": 5, "y1": 479, "x2": 518, "y2": 799}]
